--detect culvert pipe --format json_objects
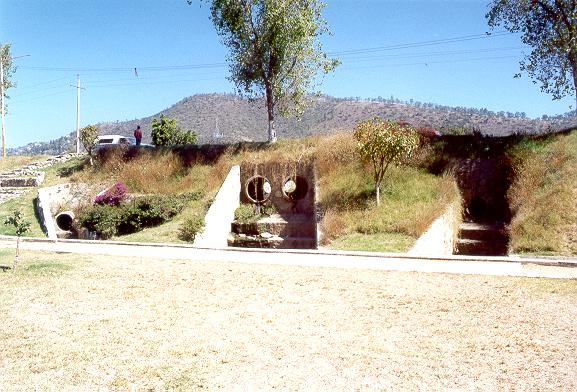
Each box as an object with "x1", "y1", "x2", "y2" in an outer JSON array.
[{"x1": 55, "y1": 211, "x2": 75, "y2": 231}]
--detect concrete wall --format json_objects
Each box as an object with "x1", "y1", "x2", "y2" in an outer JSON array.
[
  {"x1": 193, "y1": 165, "x2": 240, "y2": 248},
  {"x1": 408, "y1": 201, "x2": 460, "y2": 256},
  {"x1": 36, "y1": 183, "x2": 90, "y2": 240},
  {"x1": 36, "y1": 184, "x2": 74, "y2": 240},
  {"x1": 239, "y1": 158, "x2": 316, "y2": 216}
]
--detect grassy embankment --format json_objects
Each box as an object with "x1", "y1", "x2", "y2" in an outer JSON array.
[
  {"x1": 506, "y1": 130, "x2": 577, "y2": 256},
  {"x1": 0, "y1": 135, "x2": 458, "y2": 252},
  {"x1": 0, "y1": 155, "x2": 49, "y2": 237}
]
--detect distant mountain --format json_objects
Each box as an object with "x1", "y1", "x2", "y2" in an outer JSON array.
[{"x1": 9, "y1": 93, "x2": 577, "y2": 155}]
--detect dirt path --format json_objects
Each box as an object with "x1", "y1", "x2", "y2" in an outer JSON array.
[{"x1": 1, "y1": 251, "x2": 576, "y2": 390}]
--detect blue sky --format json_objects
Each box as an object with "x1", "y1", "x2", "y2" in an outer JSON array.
[{"x1": 1, "y1": 0, "x2": 575, "y2": 147}]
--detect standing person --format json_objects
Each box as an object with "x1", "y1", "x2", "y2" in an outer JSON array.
[{"x1": 134, "y1": 125, "x2": 142, "y2": 146}]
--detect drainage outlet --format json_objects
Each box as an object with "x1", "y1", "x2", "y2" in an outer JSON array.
[{"x1": 55, "y1": 211, "x2": 75, "y2": 231}]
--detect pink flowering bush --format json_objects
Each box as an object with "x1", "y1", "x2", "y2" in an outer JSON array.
[{"x1": 94, "y1": 182, "x2": 129, "y2": 206}]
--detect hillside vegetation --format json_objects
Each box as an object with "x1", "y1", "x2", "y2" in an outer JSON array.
[
  {"x1": 506, "y1": 130, "x2": 577, "y2": 255},
  {"x1": 1, "y1": 134, "x2": 458, "y2": 252},
  {"x1": 11, "y1": 94, "x2": 577, "y2": 156}
]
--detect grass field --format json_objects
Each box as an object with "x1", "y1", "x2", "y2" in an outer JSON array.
[{"x1": 1, "y1": 250, "x2": 576, "y2": 390}]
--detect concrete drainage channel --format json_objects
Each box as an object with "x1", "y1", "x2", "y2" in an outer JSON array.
[{"x1": 448, "y1": 136, "x2": 513, "y2": 257}]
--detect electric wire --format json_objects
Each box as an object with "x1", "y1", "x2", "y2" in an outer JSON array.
[{"x1": 10, "y1": 30, "x2": 522, "y2": 103}]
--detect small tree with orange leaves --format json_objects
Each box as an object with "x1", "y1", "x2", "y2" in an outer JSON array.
[{"x1": 354, "y1": 118, "x2": 420, "y2": 205}]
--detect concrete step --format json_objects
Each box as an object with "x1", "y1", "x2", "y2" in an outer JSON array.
[
  {"x1": 228, "y1": 233, "x2": 317, "y2": 249},
  {"x1": 231, "y1": 213, "x2": 316, "y2": 238},
  {"x1": 455, "y1": 238, "x2": 508, "y2": 256},
  {"x1": 459, "y1": 222, "x2": 507, "y2": 242}
]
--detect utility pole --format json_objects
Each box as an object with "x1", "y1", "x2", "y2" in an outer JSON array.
[
  {"x1": 71, "y1": 74, "x2": 85, "y2": 154},
  {"x1": 1, "y1": 57, "x2": 5, "y2": 159}
]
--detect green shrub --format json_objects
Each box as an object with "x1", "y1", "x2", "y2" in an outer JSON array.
[
  {"x1": 178, "y1": 214, "x2": 205, "y2": 242},
  {"x1": 234, "y1": 203, "x2": 257, "y2": 222},
  {"x1": 79, "y1": 192, "x2": 203, "y2": 238},
  {"x1": 151, "y1": 114, "x2": 198, "y2": 146},
  {"x1": 234, "y1": 203, "x2": 276, "y2": 223},
  {"x1": 79, "y1": 204, "x2": 121, "y2": 239}
]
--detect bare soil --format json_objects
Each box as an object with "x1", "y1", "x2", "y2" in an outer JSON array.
[{"x1": 1, "y1": 252, "x2": 576, "y2": 391}]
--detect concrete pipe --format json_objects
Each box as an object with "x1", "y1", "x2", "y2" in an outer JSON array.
[{"x1": 55, "y1": 211, "x2": 75, "y2": 231}]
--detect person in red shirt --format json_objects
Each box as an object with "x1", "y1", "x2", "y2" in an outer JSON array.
[{"x1": 134, "y1": 125, "x2": 142, "y2": 146}]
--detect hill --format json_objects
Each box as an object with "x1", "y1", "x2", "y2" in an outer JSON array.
[{"x1": 9, "y1": 93, "x2": 577, "y2": 155}]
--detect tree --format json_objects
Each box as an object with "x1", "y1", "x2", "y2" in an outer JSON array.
[
  {"x1": 199, "y1": 0, "x2": 339, "y2": 143},
  {"x1": 354, "y1": 118, "x2": 420, "y2": 205},
  {"x1": 79, "y1": 124, "x2": 99, "y2": 165},
  {"x1": 0, "y1": 44, "x2": 16, "y2": 99},
  {"x1": 151, "y1": 114, "x2": 198, "y2": 146},
  {"x1": 487, "y1": 0, "x2": 577, "y2": 111},
  {"x1": 1, "y1": 44, "x2": 17, "y2": 159},
  {"x1": 4, "y1": 211, "x2": 31, "y2": 272}
]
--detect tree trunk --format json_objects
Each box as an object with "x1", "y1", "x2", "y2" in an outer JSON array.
[
  {"x1": 375, "y1": 181, "x2": 381, "y2": 206},
  {"x1": 265, "y1": 82, "x2": 277, "y2": 143},
  {"x1": 572, "y1": 59, "x2": 577, "y2": 116},
  {"x1": 12, "y1": 236, "x2": 19, "y2": 272}
]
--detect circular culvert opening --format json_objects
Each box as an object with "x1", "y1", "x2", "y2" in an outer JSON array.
[
  {"x1": 55, "y1": 211, "x2": 75, "y2": 231},
  {"x1": 282, "y1": 176, "x2": 308, "y2": 201},
  {"x1": 245, "y1": 175, "x2": 271, "y2": 203}
]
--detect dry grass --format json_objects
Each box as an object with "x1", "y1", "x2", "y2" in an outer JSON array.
[
  {"x1": 1, "y1": 135, "x2": 458, "y2": 250},
  {"x1": 0, "y1": 155, "x2": 46, "y2": 172},
  {"x1": 1, "y1": 250, "x2": 576, "y2": 390},
  {"x1": 55, "y1": 151, "x2": 217, "y2": 243},
  {"x1": 319, "y1": 163, "x2": 458, "y2": 245},
  {"x1": 315, "y1": 132, "x2": 460, "y2": 249},
  {"x1": 507, "y1": 132, "x2": 577, "y2": 255},
  {"x1": 71, "y1": 151, "x2": 212, "y2": 195},
  {"x1": 315, "y1": 132, "x2": 358, "y2": 176}
]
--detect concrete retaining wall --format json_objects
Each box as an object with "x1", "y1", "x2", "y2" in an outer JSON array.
[
  {"x1": 193, "y1": 165, "x2": 240, "y2": 248},
  {"x1": 36, "y1": 183, "x2": 89, "y2": 240},
  {"x1": 408, "y1": 202, "x2": 460, "y2": 256}
]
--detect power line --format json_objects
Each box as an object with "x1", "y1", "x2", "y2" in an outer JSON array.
[
  {"x1": 7, "y1": 30, "x2": 523, "y2": 105},
  {"x1": 344, "y1": 46, "x2": 525, "y2": 62},
  {"x1": 19, "y1": 62, "x2": 228, "y2": 73},
  {"x1": 339, "y1": 54, "x2": 522, "y2": 71},
  {"x1": 330, "y1": 31, "x2": 514, "y2": 56},
  {"x1": 16, "y1": 76, "x2": 70, "y2": 91},
  {"x1": 17, "y1": 31, "x2": 516, "y2": 74}
]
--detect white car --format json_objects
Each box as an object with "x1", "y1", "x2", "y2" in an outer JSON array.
[{"x1": 97, "y1": 134, "x2": 136, "y2": 147}]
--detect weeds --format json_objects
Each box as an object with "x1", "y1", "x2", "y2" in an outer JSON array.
[
  {"x1": 507, "y1": 132, "x2": 577, "y2": 255},
  {"x1": 0, "y1": 155, "x2": 46, "y2": 173},
  {"x1": 317, "y1": 133, "x2": 459, "y2": 249},
  {"x1": 178, "y1": 213, "x2": 205, "y2": 242},
  {"x1": 1, "y1": 134, "x2": 460, "y2": 252}
]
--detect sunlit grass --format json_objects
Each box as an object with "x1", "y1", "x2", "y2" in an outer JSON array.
[
  {"x1": 319, "y1": 161, "x2": 458, "y2": 247},
  {"x1": 0, "y1": 155, "x2": 47, "y2": 172},
  {"x1": 326, "y1": 232, "x2": 415, "y2": 253},
  {"x1": 0, "y1": 191, "x2": 44, "y2": 237},
  {"x1": 0, "y1": 136, "x2": 460, "y2": 250},
  {"x1": 507, "y1": 131, "x2": 577, "y2": 255}
]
